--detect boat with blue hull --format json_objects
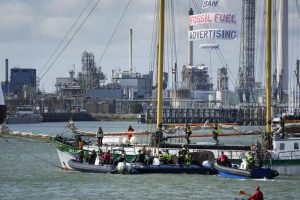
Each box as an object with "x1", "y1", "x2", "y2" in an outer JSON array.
[
  {"x1": 215, "y1": 163, "x2": 279, "y2": 179},
  {"x1": 67, "y1": 159, "x2": 113, "y2": 173},
  {"x1": 128, "y1": 163, "x2": 217, "y2": 175}
]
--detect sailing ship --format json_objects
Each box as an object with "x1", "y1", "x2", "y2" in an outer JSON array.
[
  {"x1": 54, "y1": 0, "x2": 219, "y2": 174},
  {"x1": 54, "y1": 0, "x2": 300, "y2": 176}
]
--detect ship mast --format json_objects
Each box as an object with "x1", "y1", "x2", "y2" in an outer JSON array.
[
  {"x1": 156, "y1": 0, "x2": 165, "y2": 128},
  {"x1": 266, "y1": 0, "x2": 272, "y2": 146}
]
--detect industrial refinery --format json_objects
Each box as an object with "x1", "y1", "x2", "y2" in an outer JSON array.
[{"x1": 1, "y1": 0, "x2": 299, "y2": 125}]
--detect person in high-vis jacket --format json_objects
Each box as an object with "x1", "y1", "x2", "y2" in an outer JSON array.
[
  {"x1": 212, "y1": 123, "x2": 221, "y2": 145},
  {"x1": 185, "y1": 125, "x2": 192, "y2": 144},
  {"x1": 184, "y1": 151, "x2": 192, "y2": 166}
]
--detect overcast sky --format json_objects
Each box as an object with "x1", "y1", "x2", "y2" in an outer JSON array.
[{"x1": 0, "y1": 0, "x2": 299, "y2": 93}]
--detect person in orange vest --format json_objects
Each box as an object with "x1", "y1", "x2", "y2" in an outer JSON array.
[{"x1": 78, "y1": 138, "x2": 84, "y2": 150}]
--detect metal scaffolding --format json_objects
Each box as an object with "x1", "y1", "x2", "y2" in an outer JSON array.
[{"x1": 237, "y1": 0, "x2": 256, "y2": 103}]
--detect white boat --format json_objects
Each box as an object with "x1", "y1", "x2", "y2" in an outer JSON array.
[{"x1": 6, "y1": 105, "x2": 43, "y2": 124}]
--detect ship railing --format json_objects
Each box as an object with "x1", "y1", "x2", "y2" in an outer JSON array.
[{"x1": 277, "y1": 150, "x2": 300, "y2": 160}]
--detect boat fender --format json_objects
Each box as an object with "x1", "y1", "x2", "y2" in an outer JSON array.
[
  {"x1": 116, "y1": 162, "x2": 125, "y2": 173},
  {"x1": 202, "y1": 160, "x2": 212, "y2": 168},
  {"x1": 130, "y1": 136, "x2": 138, "y2": 144},
  {"x1": 94, "y1": 157, "x2": 100, "y2": 165},
  {"x1": 152, "y1": 157, "x2": 160, "y2": 165},
  {"x1": 122, "y1": 137, "x2": 130, "y2": 144},
  {"x1": 240, "y1": 158, "x2": 248, "y2": 170}
]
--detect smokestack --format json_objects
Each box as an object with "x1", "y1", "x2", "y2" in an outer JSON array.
[
  {"x1": 129, "y1": 29, "x2": 133, "y2": 74},
  {"x1": 5, "y1": 59, "x2": 8, "y2": 84},
  {"x1": 188, "y1": 8, "x2": 193, "y2": 66}
]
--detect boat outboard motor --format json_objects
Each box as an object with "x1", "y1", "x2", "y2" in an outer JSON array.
[
  {"x1": 116, "y1": 162, "x2": 132, "y2": 174},
  {"x1": 202, "y1": 160, "x2": 212, "y2": 168},
  {"x1": 152, "y1": 157, "x2": 160, "y2": 165}
]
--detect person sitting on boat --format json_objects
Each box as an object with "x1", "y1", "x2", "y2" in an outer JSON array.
[
  {"x1": 248, "y1": 186, "x2": 263, "y2": 200},
  {"x1": 185, "y1": 124, "x2": 192, "y2": 144},
  {"x1": 135, "y1": 149, "x2": 146, "y2": 163},
  {"x1": 184, "y1": 151, "x2": 192, "y2": 166},
  {"x1": 212, "y1": 123, "x2": 221, "y2": 145},
  {"x1": 102, "y1": 150, "x2": 111, "y2": 165},
  {"x1": 217, "y1": 151, "x2": 231, "y2": 167},
  {"x1": 177, "y1": 150, "x2": 184, "y2": 166},
  {"x1": 114, "y1": 153, "x2": 126, "y2": 166},
  {"x1": 78, "y1": 138, "x2": 84, "y2": 150},
  {"x1": 144, "y1": 149, "x2": 153, "y2": 165},
  {"x1": 255, "y1": 140, "x2": 262, "y2": 167},
  {"x1": 162, "y1": 150, "x2": 172, "y2": 164},
  {"x1": 246, "y1": 152, "x2": 255, "y2": 170},
  {"x1": 127, "y1": 125, "x2": 134, "y2": 141},
  {"x1": 89, "y1": 150, "x2": 97, "y2": 164},
  {"x1": 96, "y1": 126, "x2": 104, "y2": 147}
]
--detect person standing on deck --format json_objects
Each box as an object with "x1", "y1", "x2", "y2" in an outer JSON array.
[
  {"x1": 280, "y1": 117, "x2": 285, "y2": 139},
  {"x1": 96, "y1": 126, "x2": 104, "y2": 147},
  {"x1": 185, "y1": 125, "x2": 192, "y2": 144},
  {"x1": 212, "y1": 123, "x2": 221, "y2": 145},
  {"x1": 127, "y1": 125, "x2": 134, "y2": 141}
]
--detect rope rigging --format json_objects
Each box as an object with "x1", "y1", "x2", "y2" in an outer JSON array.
[
  {"x1": 38, "y1": 0, "x2": 94, "y2": 77},
  {"x1": 0, "y1": 135, "x2": 63, "y2": 169},
  {"x1": 97, "y1": 0, "x2": 133, "y2": 67},
  {"x1": 40, "y1": 0, "x2": 102, "y2": 81}
]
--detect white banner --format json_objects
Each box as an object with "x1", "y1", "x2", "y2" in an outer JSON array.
[
  {"x1": 200, "y1": 44, "x2": 219, "y2": 49},
  {"x1": 188, "y1": 29, "x2": 238, "y2": 41},
  {"x1": 189, "y1": 13, "x2": 237, "y2": 26},
  {"x1": 202, "y1": 0, "x2": 219, "y2": 9}
]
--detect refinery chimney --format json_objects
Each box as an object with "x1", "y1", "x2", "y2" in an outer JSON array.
[
  {"x1": 5, "y1": 59, "x2": 8, "y2": 84},
  {"x1": 129, "y1": 28, "x2": 133, "y2": 74},
  {"x1": 188, "y1": 8, "x2": 194, "y2": 66}
]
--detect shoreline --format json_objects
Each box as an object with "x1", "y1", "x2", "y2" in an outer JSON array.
[{"x1": 90, "y1": 113, "x2": 138, "y2": 121}]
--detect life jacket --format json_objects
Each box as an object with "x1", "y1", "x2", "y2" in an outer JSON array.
[
  {"x1": 186, "y1": 126, "x2": 192, "y2": 134},
  {"x1": 163, "y1": 152, "x2": 172, "y2": 162},
  {"x1": 247, "y1": 155, "x2": 254, "y2": 163},
  {"x1": 213, "y1": 126, "x2": 221, "y2": 134},
  {"x1": 184, "y1": 153, "x2": 192, "y2": 165}
]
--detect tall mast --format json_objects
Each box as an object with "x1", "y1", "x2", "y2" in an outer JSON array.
[
  {"x1": 276, "y1": 0, "x2": 289, "y2": 103},
  {"x1": 266, "y1": 0, "x2": 272, "y2": 136},
  {"x1": 156, "y1": 0, "x2": 165, "y2": 128}
]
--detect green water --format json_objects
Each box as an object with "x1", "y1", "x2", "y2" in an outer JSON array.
[{"x1": 1, "y1": 122, "x2": 299, "y2": 200}]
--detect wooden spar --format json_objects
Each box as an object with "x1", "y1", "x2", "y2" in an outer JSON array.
[
  {"x1": 165, "y1": 122, "x2": 237, "y2": 128},
  {"x1": 266, "y1": 0, "x2": 272, "y2": 134},
  {"x1": 166, "y1": 131, "x2": 261, "y2": 138},
  {"x1": 156, "y1": 0, "x2": 165, "y2": 129}
]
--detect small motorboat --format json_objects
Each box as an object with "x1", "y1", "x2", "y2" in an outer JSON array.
[
  {"x1": 215, "y1": 159, "x2": 279, "y2": 179},
  {"x1": 128, "y1": 162, "x2": 218, "y2": 174},
  {"x1": 67, "y1": 159, "x2": 113, "y2": 173},
  {"x1": 113, "y1": 158, "x2": 218, "y2": 175}
]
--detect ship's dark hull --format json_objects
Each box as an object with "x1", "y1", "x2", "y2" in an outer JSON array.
[
  {"x1": 42, "y1": 112, "x2": 98, "y2": 122},
  {"x1": 0, "y1": 105, "x2": 7, "y2": 124}
]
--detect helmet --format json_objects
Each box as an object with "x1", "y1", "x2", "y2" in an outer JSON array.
[{"x1": 256, "y1": 186, "x2": 260, "y2": 191}]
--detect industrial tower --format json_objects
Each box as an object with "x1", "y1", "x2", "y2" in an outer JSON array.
[{"x1": 237, "y1": 0, "x2": 256, "y2": 103}]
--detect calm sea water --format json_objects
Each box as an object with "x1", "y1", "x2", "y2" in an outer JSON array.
[{"x1": 1, "y1": 121, "x2": 300, "y2": 200}]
